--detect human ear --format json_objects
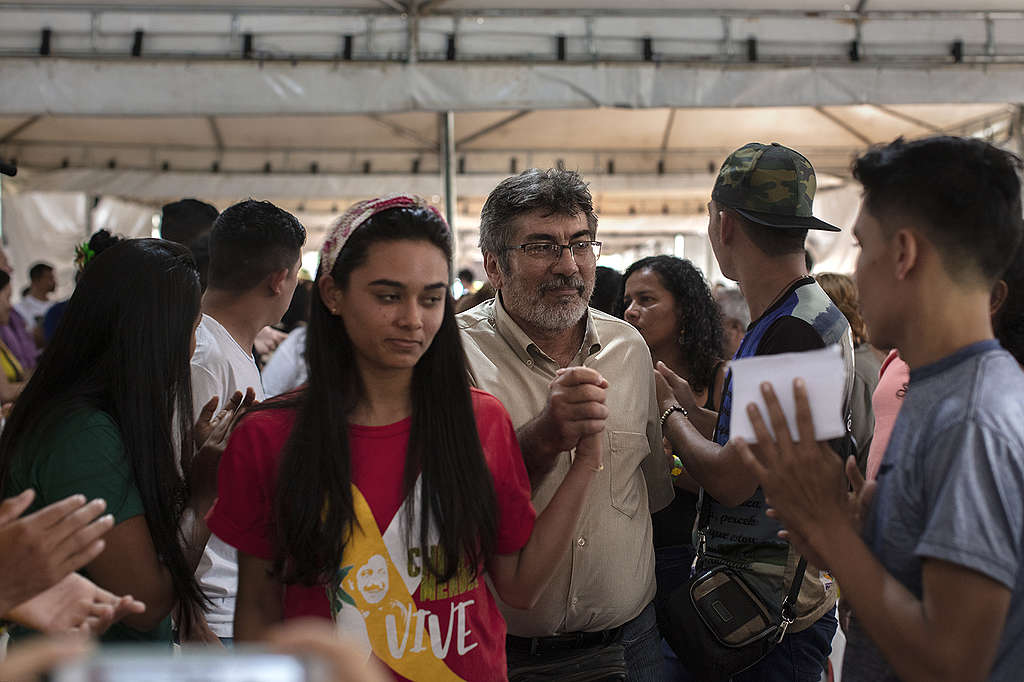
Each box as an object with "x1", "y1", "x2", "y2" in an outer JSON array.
[
  {"x1": 719, "y1": 210, "x2": 736, "y2": 245},
  {"x1": 893, "y1": 229, "x2": 919, "y2": 281},
  {"x1": 483, "y1": 251, "x2": 506, "y2": 290},
  {"x1": 990, "y1": 280, "x2": 1009, "y2": 317},
  {"x1": 268, "y1": 268, "x2": 289, "y2": 295},
  {"x1": 318, "y1": 275, "x2": 343, "y2": 315}
]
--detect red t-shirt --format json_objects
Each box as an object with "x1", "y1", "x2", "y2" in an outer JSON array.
[{"x1": 208, "y1": 388, "x2": 535, "y2": 681}]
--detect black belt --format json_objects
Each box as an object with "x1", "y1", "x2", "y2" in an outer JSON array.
[{"x1": 506, "y1": 627, "x2": 623, "y2": 655}]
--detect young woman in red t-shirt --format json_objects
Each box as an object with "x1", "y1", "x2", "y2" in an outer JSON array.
[{"x1": 208, "y1": 195, "x2": 604, "y2": 681}]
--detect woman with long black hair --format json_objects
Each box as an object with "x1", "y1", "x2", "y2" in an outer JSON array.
[
  {"x1": 0, "y1": 238, "x2": 247, "y2": 642},
  {"x1": 209, "y1": 195, "x2": 603, "y2": 680}
]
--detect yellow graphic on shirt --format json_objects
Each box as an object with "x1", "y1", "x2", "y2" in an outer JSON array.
[
  {"x1": 328, "y1": 485, "x2": 471, "y2": 682},
  {"x1": 408, "y1": 545, "x2": 479, "y2": 602}
]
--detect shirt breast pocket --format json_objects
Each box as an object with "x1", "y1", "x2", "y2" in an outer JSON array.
[{"x1": 608, "y1": 430, "x2": 648, "y2": 518}]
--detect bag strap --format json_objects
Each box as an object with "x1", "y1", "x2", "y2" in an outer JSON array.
[{"x1": 695, "y1": 489, "x2": 807, "y2": 638}]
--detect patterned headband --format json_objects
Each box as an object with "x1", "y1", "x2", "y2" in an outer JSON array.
[{"x1": 318, "y1": 194, "x2": 448, "y2": 277}]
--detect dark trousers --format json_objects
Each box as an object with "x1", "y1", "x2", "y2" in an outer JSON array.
[{"x1": 506, "y1": 601, "x2": 665, "y2": 681}]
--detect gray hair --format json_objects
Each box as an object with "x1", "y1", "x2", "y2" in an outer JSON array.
[
  {"x1": 479, "y1": 168, "x2": 598, "y2": 269},
  {"x1": 716, "y1": 287, "x2": 750, "y2": 328}
]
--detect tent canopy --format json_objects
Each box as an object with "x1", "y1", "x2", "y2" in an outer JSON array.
[{"x1": 1, "y1": 1, "x2": 1021, "y2": 289}]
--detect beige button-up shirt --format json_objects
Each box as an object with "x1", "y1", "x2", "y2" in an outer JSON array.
[{"x1": 458, "y1": 296, "x2": 673, "y2": 636}]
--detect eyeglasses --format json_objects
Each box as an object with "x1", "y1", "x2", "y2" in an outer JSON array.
[{"x1": 504, "y1": 240, "x2": 602, "y2": 263}]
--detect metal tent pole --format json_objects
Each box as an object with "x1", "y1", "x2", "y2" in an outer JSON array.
[{"x1": 440, "y1": 111, "x2": 457, "y2": 264}]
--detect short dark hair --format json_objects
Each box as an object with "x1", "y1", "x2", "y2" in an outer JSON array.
[
  {"x1": 207, "y1": 200, "x2": 306, "y2": 292},
  {"x1": 28, "y1": 262, "x2": 53, "y2": 281},
  {"x1": 161, "y1": 198, "x2": 219, "y2": 246},
  {"x1": 725, "y1": 208, "x2": 808, "y2": 256},
  {"x1": 853, "y1": 136, "x2": 1024, "y2": 284},
  {"x1": 479, "y1": 168, "x2": 598, "y2": 269}
]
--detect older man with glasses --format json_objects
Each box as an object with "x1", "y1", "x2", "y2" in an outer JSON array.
[{"x1": 458, "y1": 168, "x2": 674, "y2": 682}]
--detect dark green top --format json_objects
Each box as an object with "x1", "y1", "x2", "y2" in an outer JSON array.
[{"x1": 3, "y1": 405, "x2": 172, "y2": 643}]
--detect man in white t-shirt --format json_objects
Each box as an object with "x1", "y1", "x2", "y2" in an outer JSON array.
[
  {"x1": 188, "y1": 199, "x2": 306, "y2": 643},
  {"x1": 14, "y1": 262, "x2": 56, "y2": 336}
]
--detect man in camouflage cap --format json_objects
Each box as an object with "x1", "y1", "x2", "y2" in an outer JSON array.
[{"x1": 657, "y1": 142, "x2": 853, "y2": 681}]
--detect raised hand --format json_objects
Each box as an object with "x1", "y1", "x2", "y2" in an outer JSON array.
[
  {"x1": 190, "y1": 387, "x2": 257, "y2": 501},
  {"x1": 6, "y1": 573, "x2": 146, "y2": 636},
  {"x1": 0, "y1": 491, "x2": 113, "y2": 615},
  {"x1": 254, "y1": 326, "x2": 287, "y2": 356},
  {"x1": 735, "y1": 379, "x2": 854, "y2": 568},
  {"x1": 538, "y1": 366, "x2": 609, "y2": 453},
  {"x1": 516, "y1": 366, "x2": 609, "y2": 485},
  {"x1": 655, "y1": 361, "x2": 699, "y2": 415}
]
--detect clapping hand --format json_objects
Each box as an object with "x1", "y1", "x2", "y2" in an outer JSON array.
[
  {"x1": 7, "y1": 573, "x2": 145, "y2": 636},
  {"x1": 193, "y1": 388, "x2": 257, "y2": 454},
  {"x1": 0, "y1": 491, "x2": 113, "y2": 616},
  {"x1": 190, "y1": 388, "x2": 257, "y2": 501},
  {"x1": 735, "y1": 379, "x2": 875, "y2": 569}
]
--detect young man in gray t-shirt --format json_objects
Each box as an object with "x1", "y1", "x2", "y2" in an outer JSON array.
[{"x1": 736, "y1": 136, "x2": 1024, "y2": 681}]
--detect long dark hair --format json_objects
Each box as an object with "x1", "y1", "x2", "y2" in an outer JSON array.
[
  {"x1": 271, "y1": 206, "x2": 498, "y2": 586},
  {"x1": 621, "y1": 255, "x2": 725, "y2": 395},
  {"x1": 0, "y1": 238, "x2": 206, "y2": 623}
]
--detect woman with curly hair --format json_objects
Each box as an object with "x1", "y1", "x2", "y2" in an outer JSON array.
[
  {"x1": 621, "y1": 254, "x2": 726, "y2": 679},
  {"x1": 622, "y1": 255, "x2": 726, "y2": 411}
]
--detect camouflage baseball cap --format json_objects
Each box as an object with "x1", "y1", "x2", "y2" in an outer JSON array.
[{"x1": 711, "y1": 142, "x2": 840, "y2": 232}]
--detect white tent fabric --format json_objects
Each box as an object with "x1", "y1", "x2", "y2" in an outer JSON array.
[
  {"x1": 1, "y1": 187, "x2": 86, "y2": 298},
  {"x1": 0, "y1": 2, "x2": 1020, "y2": 284},
  {"x1": 0, "y1": 185, "x2": 155, "y2": 296},
  {"x1": 4, "y1": 61, "x2": 1023, "y2": 116}
]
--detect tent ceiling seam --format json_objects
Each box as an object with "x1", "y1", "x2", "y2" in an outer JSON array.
[
  {"x1": 813, "y1": 106, "x2": 873, "y2": 146},
  {"x1": 0, "y1": 115, "x2": 41, "y2": 145},
  {"x1": 455, "y1": 110, "x2": 532, "y2": 148}
]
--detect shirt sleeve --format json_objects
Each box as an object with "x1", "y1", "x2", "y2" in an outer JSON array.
[
  {"x1": 190, "y1": 362, "x2": 222, "y2": 420},
  {"x1": 474, "y1": 392, "x2": 536, "y2": 555},
  {"x1": 206, "y1": 416, "x2": 278, "y2": 560},
  {"x1": 915, "y1": 419, "x2": 1024, "y2": 590},
  {"x1": 35, "y1": 415, "x2": 144, "y2": 525},
  {"x1": 756, "y1": 316, "x2": 827, "y2": 356}
]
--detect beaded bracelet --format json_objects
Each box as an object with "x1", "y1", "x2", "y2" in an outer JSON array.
[{"x1": 659, "y1": 404, "x2": 688, "y2": 427}]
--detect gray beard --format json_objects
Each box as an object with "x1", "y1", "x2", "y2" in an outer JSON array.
[{"x1": 501, "y1": 277, "x2": 594, "y2": 332}]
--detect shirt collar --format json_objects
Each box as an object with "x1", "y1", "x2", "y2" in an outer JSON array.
[{"x1": 491, "y1": 292, "x2": 603, "y2": 368}]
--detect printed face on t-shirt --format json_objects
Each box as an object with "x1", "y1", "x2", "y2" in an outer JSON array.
[{"x1": 356, "y1": 554, "x2": 389, "y2": 604}]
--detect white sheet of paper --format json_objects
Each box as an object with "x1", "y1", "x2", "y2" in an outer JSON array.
[{"x1": 728, "y1": 344, "x2": 846, "y2": 443}]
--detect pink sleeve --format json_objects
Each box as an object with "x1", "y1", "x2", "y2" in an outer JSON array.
[
  {"x1": 206, "y1": 415, "x2": 279, "y2": 560},
  {"x1": 473, "y1": 391, "x2": 536, "y2": 555}
]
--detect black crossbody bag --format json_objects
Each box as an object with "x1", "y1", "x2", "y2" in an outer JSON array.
[{"x1": 661, "y1": 493, "x2": 807, "y2": 682}]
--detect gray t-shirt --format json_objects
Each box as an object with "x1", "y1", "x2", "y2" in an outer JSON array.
[{"x1": 845, "y1": 340, "x2": 1024, "y2": 681}]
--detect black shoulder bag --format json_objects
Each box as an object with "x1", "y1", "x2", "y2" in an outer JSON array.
[{"x1": 661, "y1": 493, "x2": 807, "y2": 682}]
